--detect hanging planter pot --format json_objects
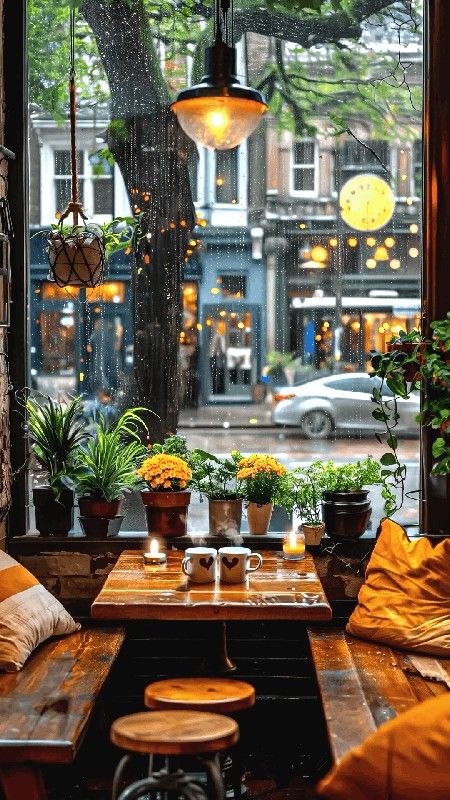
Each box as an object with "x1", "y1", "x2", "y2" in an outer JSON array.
[
  {"x1": 48, "y1": 221, "x2": 105, "y2": 288},
  {"x1": 46, "y1": 8, "x2": 105, "y2": 289}
]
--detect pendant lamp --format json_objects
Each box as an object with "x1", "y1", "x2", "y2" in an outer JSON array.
[{"x1": 170, "y1": 0, "x2": 268, "y2": 150}]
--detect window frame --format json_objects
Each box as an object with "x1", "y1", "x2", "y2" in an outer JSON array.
[{"x1": 290, "y1": 138, "x2": 319, "y2": 198}]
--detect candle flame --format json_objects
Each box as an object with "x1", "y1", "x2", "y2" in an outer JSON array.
[
  {"x1": 289, "y1": 530, "x2": 297, "y2": 548},
  {"x1": 150, "y1": 538, "x2": 159, "y2": 555}
]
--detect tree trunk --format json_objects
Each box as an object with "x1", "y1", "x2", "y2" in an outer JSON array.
[{"x1": 82, "y1": 0, "x2": 196, "y2": 441}]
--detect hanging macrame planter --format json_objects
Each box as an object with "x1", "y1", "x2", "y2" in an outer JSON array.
[{"x1": 47, "y1": 9, "x2": 105, "y2": 288}]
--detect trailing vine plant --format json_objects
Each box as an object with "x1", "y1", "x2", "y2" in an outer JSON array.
[{"x1": 370, "y1": 314, "x2": 450, "y2": 515}]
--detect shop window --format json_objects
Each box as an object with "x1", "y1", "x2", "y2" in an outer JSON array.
[
  {"x1": 218, "y1": 275, "x2": 246, "y2": 299},
  {"x1": 291, "y1": 140, "x2": 317, "y2": 195},
  {"x1": 215, "y1": 148, "x2": 238, "y2": 204},
  {"x1": 53, "y1": 149, "x2": 114, "y2": 222},
  {"x1": 54, "y1": 150, "x2": 84, "y2": 213}
]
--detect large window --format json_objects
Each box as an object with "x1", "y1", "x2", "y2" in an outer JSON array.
[{"x1": 25, "y1": 1, "x2": 423, "y2": 536}]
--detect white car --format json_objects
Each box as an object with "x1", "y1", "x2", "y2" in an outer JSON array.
[{"x1": 272, "y1": 372, "x2": 420, "y2": 439}]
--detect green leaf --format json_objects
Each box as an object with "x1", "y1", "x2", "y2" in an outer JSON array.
[{"x1": 380, "y1": 452, "x2": 397, "y2": 466}]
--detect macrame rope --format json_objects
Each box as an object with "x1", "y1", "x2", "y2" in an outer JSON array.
[{"x1": 69, "y1": 8, "x2": 79, "y2": 225}]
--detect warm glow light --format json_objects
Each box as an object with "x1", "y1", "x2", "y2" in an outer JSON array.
[
  {"x1": 366, "y1": 258, "x2": 377, "y2": 269},
  {"x1": 210, "y1": 287, "x2": 220, "y2": 295},
  {"x1": 390, "y1": 259, "x2": 401, "y2": 270},
  {"x1": 339, "y1": 174, "x2": 395, "y2": 231},
  {"x1": 150, "y1": 539, "x2": 158, "y2": 556},
  {"x1": 366, "y1": 237, "x2": 377, "y2": 246},
  {"x1": 409, "y1": 223, "x2": 419, "y2": 233},
  {"x1": 409, "y1": 247, "x2": 419, "y2": 258},
  {"x1": 384, "y1": 237, "x2": 395, "y2": 248},
  {"x1": 374, "y1": 245, "x2": 389, "y2": 261},
  {"x1": 311, "y1": 245, "x2": 329, "y2": 263},
  {"x1": 171, "y1": 95, "x2": 267, "y2": 150},
  {"x1": 283, "y1": 530, "x2": 305, "y2": 560},
  {"x1": 329, "y1": 237, "x2": 338, "y2": 248},
  {"x1": 347, "y1": 237, "x2": 358, "y2": 247},
  {"x1": 406, "y1": 196, "x2": 414, "y2": 206}
]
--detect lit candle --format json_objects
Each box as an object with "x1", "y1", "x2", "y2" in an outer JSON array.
[
  {"x1": 143, "y1": 538, "x2": 167, "y2": 565},
  {"x1": 282, "y1": 530, "x2": 305, "y2": 561}
]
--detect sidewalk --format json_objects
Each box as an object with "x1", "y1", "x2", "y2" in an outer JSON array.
[{"x1": 179, "y1": 398, "x2": 275, "y2": 428}]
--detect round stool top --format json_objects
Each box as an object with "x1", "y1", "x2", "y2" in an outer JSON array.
[
  {"x1": 145, "y1": 678, "x2": 255, "y2": 713},
  {"x1": 111, "y1": 710, "x2": 239, "y2": 756}
]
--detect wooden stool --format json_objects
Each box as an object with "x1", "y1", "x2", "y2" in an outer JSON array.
[
  {"x1": 144, "y1": 678, "x2": 255, "y2": 799},
  {"x1": 111, "y1": 709, "x2": 239, "y2": 800},
  {"x1": 144, "y1": 678, "x2": 255, "y2": 714}
]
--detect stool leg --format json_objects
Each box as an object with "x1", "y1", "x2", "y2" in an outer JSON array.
[
  {"x1": 202, "y1": 753, "x2": 225, "y2": 800},
  {"x1": 112, "y1": 754, "x2": 132, "y2": 800}
]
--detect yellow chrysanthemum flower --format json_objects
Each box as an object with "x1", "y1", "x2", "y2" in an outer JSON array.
[{"x1": 137, "y1": 454, "x2": 192, "y2": 491}]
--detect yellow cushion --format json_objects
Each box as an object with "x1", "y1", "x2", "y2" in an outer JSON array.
[
  {"x1": 346, "y1": 519, "x2": 450, "y2": 656},
  {"x1": 317, "y1": 693, "x2": 450, "y2": 799},
  {"x1": 0, "y1": 550, "x2": 79, "y2": 671}
]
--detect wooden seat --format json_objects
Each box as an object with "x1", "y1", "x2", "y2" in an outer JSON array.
[
  {"x1": 111, "y1": 710, "x2": 239, "y2": 756},
  {"x1": 0, "y1": 626, "x2": 125, "y2": 800},
  {"x1": 308, "y1": 627, "x2": 450, "y2": 764},
  {"x1": 145, "y1": 678, "x2": 255, "y2": 714}
]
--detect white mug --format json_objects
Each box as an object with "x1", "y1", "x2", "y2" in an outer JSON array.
[
  {"x1": 181, "y1": 547, "x2": 217, "y2": 584},
  {"x1": 218, "y1": 546, "x2": 263, "y2": 584}
]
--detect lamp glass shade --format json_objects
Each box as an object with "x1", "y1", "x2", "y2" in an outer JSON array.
[
  {"x1": 171, "y1": 94, "x2": 267, "y2": 150},
  {"x1": 339, "y1": 173, "x2": 395, "y2": 232}
]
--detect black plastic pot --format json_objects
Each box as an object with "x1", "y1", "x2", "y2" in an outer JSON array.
[
  {"x1": 322, "y1": 489, "x2": 371, "y2": 540},
  {"x1": 33, "y1": 485, "x2": 74, "y2": 536},
  {"x1": 79, "y1": 515, "x2": 124, "y2": 538}
]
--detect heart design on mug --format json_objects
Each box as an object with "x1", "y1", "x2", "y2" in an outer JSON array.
[
  {"x1": 199, "y1": 556, "x2": 214, "y2": 571},
  {"x1": 222, "y1": 556, "x2": 239, "y2": 570}
]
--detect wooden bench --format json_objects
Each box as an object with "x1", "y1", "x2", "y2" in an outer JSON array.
[
  {"x1": 0, "y1": 626, "x2": 125, "y2": 800},
  {"x1": 308, "y1": 627, "x2": 450, "y2": 765}
]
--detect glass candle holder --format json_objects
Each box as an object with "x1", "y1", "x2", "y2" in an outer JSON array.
[
  {"x1": 143, "y1": 538, "x2": 167, "y2": 565},
  {"x1": 282, "y1": 530, "x2": 305, "y2": 561}
]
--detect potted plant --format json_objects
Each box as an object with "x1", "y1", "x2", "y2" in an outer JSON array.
[
  {"x1": 190, "y1": 449, "x2": 243, "y2": 538},
  {"x1": 265, "y1": 351, "x2": 297, "y2": 387},
  {"x1": 26, "y1": 394, "x2": 86, "y2": 536},
  {"x1": 48, "y1": 217, "x2": 135, "y2": 288},
  {"x1": 319, "y1": 458, "x2": 390, "y2": 540},
  {"x1": 137, "y1": 435, "x2": 193, "y2": 537},
  {"x1": 72, "y1": 407, "x2": 147, "y2": 538},
  {"x1": 288, "y1": 462, "x2": 326, "y2": 545},
  {"x1": 385, "y1": 327, "x2": 426, "y2": 382},
  {"x1": 236, "y1": 453, "x2": 288, "y2": 534}
]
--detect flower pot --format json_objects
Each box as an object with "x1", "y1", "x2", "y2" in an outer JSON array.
[
  {"x1": 322, "y1": 490, "x2": 371, "y2": 540},
  {"x1": 302, "y1": 521, "x2": 325, "y2": 546},
  {"x1": 208, "y1": 498, "x2": 243, "y2": 538},
  {"x1": 141, "y1": 490, "x2": 191, "y2": 538},
  {"x1": 247, "y1": 501, "x2": 273, "y2": 535},
  {"x1": 78, "y1": 497, "x2": 123, "y2": 519},
  {"x1": 33, "y1": 486, "x2": 74, "y2": 536},
  {"x1": 47, "y1": 229, "x2": 105, "y2": 288},
  {"x1": 387, "y1": 341, "x2": 426, "y2": 382},
  {"x1": 79, "y1": 514, "x2": 124, "y2": 539}
]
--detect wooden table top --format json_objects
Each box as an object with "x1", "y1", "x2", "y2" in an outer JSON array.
[{"x1": 91, "y1": 549, "x2": 332, "y2": 621}]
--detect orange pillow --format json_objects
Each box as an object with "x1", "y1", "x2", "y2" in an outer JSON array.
[
  {"x1": 317, "y1": 693, "x2": 450, "y2": 799},
  {"x1": 347, "y1": 518, "x2": 450, "y2": 656}
]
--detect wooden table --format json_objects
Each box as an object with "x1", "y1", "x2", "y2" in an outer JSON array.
[{"x1": 91, "y1": 549, "x2": 331, "y2": 673}]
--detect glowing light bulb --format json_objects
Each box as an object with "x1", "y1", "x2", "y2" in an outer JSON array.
[
  {"x1": 366, "y1": 258, "x2": 377, "y2": 269},
  {"x1": 390, "y1": 259, "x2": 401, "y2": 270}
]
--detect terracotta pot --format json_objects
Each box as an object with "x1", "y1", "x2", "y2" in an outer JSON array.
[
  {"x1": 247, "y1": 501, "x2": 273, "y2": 535},
  {"x1": 387, "y1": 341, "x2": 426, "y2": 382},
  {"x1": 208, "y1": 498, "x2": 243, "y2": 537},
  {"x1": 302, "y1": 522, "x2": 325, "y2": 546},
  {"x1": 79, "y1": 515, "x2": 124, "y2": 539},
  {"x1": 141, "y1": 490, "x2": 191, "y2": 538},
  {"x1": 322, "y1": 490, "x2": 371, "y2": 540},
  {"x1": 33, "y1": 486, "x2": 74, "y2": 536},
  {"x1": 78, "y1": 497, "x2": 123, "y2": 519}
]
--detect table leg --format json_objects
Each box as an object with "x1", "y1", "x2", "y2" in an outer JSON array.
[
  {"x1": 201, "y1": 621, "x2": 236, "y2": 674},
  {"x1": 0, "y1": 765, "x2": 47, "y2": 800}
]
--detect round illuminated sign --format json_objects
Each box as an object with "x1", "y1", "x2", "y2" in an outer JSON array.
[{"x1": 339, "y1": 174, "x2": 395, "y2": 232}]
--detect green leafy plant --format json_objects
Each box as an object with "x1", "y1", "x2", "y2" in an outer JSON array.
[
  {"x1": 148, "y1": 434, "x2": 191, "y2": 461},
  {"x1": 265, "y1": 351, "x2": 296, "y2": 374},
  {"x1": 26, "y1": 394, "x2": 87, "y2": 499},
  {"x1": 49, "y1": 217, "x2": 136, "y2": 260},
  {"x1": 285, "y1": 461, "x2": 327, "y2": 524},
  {"x1": 189, "y1": 449, "x2": 242, "y2": 500},
  {"x1": 318, "y1": 457, "x2": 387, "y2": 494},
  {"x1": 72, "y1": 407, "x2": 148, "y2": 502},
  {"x1": 370, "y1": 315, "x2": 450, "y2": 513}
]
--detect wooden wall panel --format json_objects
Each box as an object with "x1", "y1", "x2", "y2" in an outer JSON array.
[{"x1": 0, "y1": 0, "x2": 11, "y2": 530}]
